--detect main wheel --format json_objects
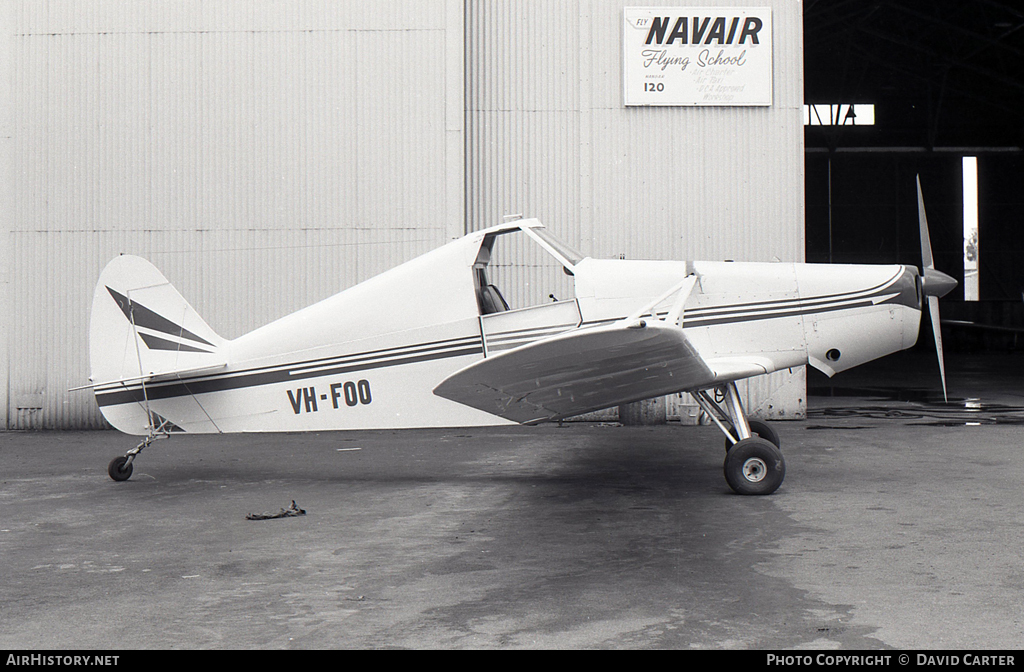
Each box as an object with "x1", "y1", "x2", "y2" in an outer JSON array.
[
  {"x1": 725, "y1": 419, "x2": 780, "y2": 451},
  {"x1": 724, "y1": 437, "x2": 785, "y2": 495},
  {"x1": 108, "y1": 455, "x2": 133, "y2": 482}
]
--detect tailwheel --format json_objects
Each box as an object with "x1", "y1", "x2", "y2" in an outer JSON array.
[
  {"x1": 107, "y1": 432, "x2": 161, "y2": 482},
  {"x1": 724, "y1": 437, "x2": 786, "y2": 496},
  {"x1": 107, "y1": 455, "x2": 134, "y2": 482}
]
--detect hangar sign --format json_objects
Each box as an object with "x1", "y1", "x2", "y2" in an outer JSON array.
[{"x1": 623, "y1": 7, "x2": 773, "y2": 106}]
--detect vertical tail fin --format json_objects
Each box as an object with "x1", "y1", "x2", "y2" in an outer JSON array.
[
  {"x1": 89, "y1": 255, "x2": 226, "y2": 433},
  {"x1": 90, "y1": 255, "x2": 225, "y2": 384}
]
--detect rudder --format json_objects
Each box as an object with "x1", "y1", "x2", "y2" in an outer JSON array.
[{"x1": 89, "y1": 255, "x2": 226, "y2": 434}]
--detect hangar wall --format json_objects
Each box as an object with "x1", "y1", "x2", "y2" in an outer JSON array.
[
  {"x1": 1, "y1": 0, "x2": 804, "y2": 429},
  {"x1": 1, "y1": 1, "x2": 465, "y2": 428},
  {"x1": 466, "y1": 0, "x2": 807, "y2": 419}
]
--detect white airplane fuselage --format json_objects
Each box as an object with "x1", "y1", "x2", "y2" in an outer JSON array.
[{"x1": 91, "y1": 222, "x2": 924, "y2": 435}]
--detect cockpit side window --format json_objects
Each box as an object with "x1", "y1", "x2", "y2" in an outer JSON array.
[{"x1": 473, "y1": 227, "x2": 579, "y2": 314}]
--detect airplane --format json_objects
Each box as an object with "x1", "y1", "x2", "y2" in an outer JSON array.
[{"x1": 82, "y1": 177, "x2": 956, "y2": 496}]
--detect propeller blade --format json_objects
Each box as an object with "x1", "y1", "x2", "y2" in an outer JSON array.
[
  {"x1": 917, "y1": 176, "x2": 934, "y2": 270},
  {"x1": 928, "y1": 295, "x2": 948, "y2": 403},
  {"x1": 917, "y1": 175, "x2": 954, "y2": 403}
]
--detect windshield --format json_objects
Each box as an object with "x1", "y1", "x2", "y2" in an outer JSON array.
[{"x1": 526, "y1": 227, "x2": 586, "y2": 267}]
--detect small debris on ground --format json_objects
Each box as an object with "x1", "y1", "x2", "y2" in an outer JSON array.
[{"x1": 246, "y1": 500, "x2": 306, "y2": 521}]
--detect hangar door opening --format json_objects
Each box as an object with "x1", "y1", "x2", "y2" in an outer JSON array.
[{"x1": 805, "y1": 152, "x2": 1024, "y2": 350}]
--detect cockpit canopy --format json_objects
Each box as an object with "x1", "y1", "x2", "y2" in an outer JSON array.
[{"x1": 471, "y1": 220, "x2": 584, "y2": 315}]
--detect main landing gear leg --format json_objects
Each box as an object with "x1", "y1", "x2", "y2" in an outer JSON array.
[{"x1": 693, "y1": 382, "x2": 786, "y2": 496}]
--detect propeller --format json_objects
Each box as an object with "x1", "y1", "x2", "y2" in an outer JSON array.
[{"x1": 916, "y1": 176, "x2": 958, "y2": 402}]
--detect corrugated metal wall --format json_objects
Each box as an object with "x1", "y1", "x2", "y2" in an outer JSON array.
[
  {"x1": 465, "y1": 0, "x2": 807, "y2": 418},
  {"x1": 2, "y1": 1, "x2": 804, "y2": 429},
  {"x1": 2, "y1": 1, "x2": 465, "y2": 428},
  {"x1": 466, "y1": 0, "x2": 804, "y2": 259}
]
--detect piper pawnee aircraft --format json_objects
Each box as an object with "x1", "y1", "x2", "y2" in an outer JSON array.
[{"x1": 84, "y1": 177, "x2": 956, "y2": 495}]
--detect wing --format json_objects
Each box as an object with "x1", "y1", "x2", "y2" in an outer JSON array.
[{"x1": 433, "y1": 321, "x2": 718, "y2": 424}]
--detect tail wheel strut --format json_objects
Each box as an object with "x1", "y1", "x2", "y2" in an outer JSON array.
[{"x1": 107, "y1": 429, "x2": 168, "y2": 482}]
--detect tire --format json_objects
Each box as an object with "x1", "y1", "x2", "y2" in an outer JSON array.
[
  {"x1": 723, "y1": 437, "x2": 785, "y2": 496},
  {"x1": 108, "y1": 456, "x2": 133, "y2": 482},
  {"x1": 725, "y1": 419, "x2": 780, "y2": 451}
]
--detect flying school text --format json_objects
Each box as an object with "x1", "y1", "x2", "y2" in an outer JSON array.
[{"x1": 287, "y1": 380, "x2": 372, "y2": 414}]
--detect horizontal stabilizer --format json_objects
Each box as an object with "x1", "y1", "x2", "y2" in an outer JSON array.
[{"x1": 433, "y1": 321, "x2": 716, "y2": 423}]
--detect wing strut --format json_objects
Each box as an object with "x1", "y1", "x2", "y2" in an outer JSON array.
[{"x1": 622, "y1": 273, "x2": 698, "y2": 328}]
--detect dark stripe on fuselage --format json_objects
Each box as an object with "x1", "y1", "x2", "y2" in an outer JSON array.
[
  {"x1": 282, "y1": 336, "x2": 481, "y2": 377},
  {"x1": 484, "y1": 322, "x2": 581, "y2": 352},
  {"x1": 585, "y1": 267, "x2": 918, "y2": 329},
  {"x1": 688, "y1": 266, "x2": 915, "y2": 316},
  {"x1": 684, "y1": 298, "x2": 877, "y2": 327},
  {"x1": 687, "y1": 266, "x2": 919, "y2": 326},
  {"x1": 95, "y1": 336, "x2": 484, "y2": 408}
]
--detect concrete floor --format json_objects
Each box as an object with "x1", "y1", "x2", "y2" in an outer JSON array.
[{"x1": 1, "y1": 352, "x2": 1023, "y2": 650}]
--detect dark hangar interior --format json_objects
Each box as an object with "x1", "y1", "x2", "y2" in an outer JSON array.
[{"x1": 802, "y1": 0, "x2": 1024, "y2": 349}]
